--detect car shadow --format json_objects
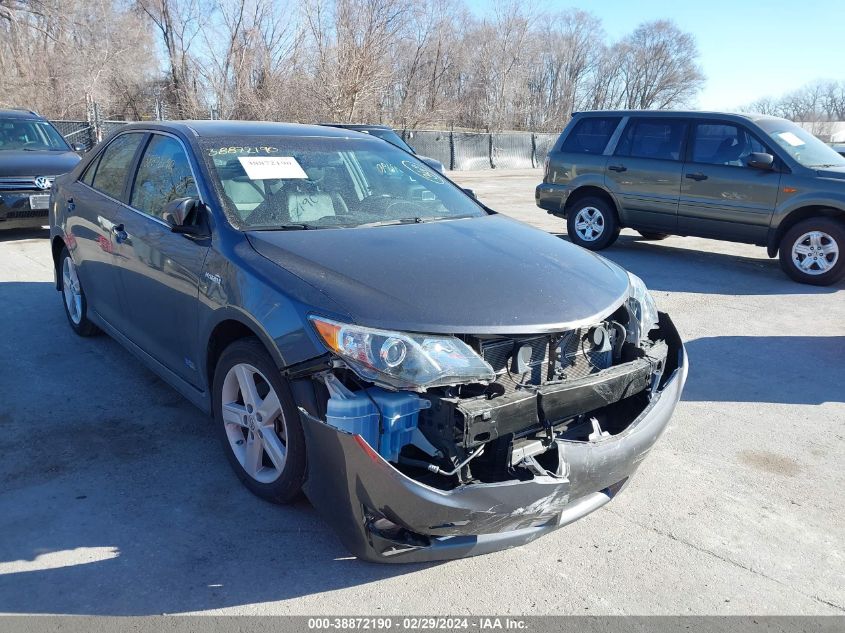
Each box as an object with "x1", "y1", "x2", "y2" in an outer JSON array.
[
  {"x1": 0, "y1": 227, "x2": 49, "y2": 242},
  {"x1": 553, "y1": 233, "x2": 845, "y2": 295},
  {"x1": 0, "y1": 281, "x2": 428, "y2": 615},
  {"x1": 682, "y1": 335, "x2": 844, "y2": 405}
]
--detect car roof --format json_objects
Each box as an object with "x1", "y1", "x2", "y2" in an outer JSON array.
[
  {"x1": 572, "y1": 110, "x2": 790, "y2": 124},
  {"x1": 116, "y1": 120, "x2": 373, "y2": 139},
  {"x1": 0, "y1": 108, "x2": 44, "y2": 120},
  {"x1": 319, "y1": 123, "x2": 393, "y2": 131}
]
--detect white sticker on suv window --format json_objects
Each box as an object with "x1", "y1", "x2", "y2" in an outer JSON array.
[
  {"x1": 777, "y1": 132, "x2": 805, "y2": 147},
  {"x1": 237, "y1": 156, "x2": 307, "y2": 179}
]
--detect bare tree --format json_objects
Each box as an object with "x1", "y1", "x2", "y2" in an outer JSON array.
[
  {"x1": 0, "y1": 0, "x2": 157, "y2": 118},
  {"x1": 2, "y1": 0, "x2": 709, "y2": 130},
  {"x1": 617, "y1": 20, "x2": 704, "y2": 110},
  {"x1": 197, "y1": 0, "x2": 303, "y2": 120},
  {"x1": 741, "y1": 80, "x2": 845, "y2": 123},
  {"x1": 302, "y1": 0, "x2": 409, "y2": 121},
  {"x1": 137, "y1": 0, "x2": 210, "y2": 117}
]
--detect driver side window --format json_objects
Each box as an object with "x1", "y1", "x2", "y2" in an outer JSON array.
[
  {"x1": 130, "y1": 134, "x2": 198, "y2": 220},
  {"x1": 691, "y1": 123, "x2": 768, "y2": 167}
]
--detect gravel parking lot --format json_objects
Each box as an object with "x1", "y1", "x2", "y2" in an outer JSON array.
[{"x1": 0, "y1": 168, "x2": 843, "y2": 616}]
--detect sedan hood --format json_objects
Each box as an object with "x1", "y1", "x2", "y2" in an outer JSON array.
[
  {"x1": 0, "y1": 150, "x2": 80, "y2": 177},
  {"x1": 815, "y1": 166, "x2": 845, "y2": 180},
  {"x1": 247, "y1": 215, "x2": 630, "y2": 334}
]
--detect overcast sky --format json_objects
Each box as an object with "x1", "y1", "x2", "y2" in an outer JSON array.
[{"x1": 467, "y1": 0, "x2": 845, "y2": 110}]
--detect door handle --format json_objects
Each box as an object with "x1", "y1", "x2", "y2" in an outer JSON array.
[
  {"x1": 111, "y1": 223, "x2": 128, "y2": 243},
  {"x1": 66, "y1": 198, "x2": 75, "y2": 212},
  {"x1": 608, "y1": 164, "x2": 627, "y2": 172},
  {"x1": 686, "y1": 172, "x2": 708, "y2": 181}
]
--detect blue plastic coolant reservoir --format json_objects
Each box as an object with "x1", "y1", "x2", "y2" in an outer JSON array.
[{"x1": 323, "y1": 374, "x2": 430, "y2": 462}]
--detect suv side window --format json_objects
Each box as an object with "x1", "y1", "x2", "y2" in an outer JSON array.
[
  {"x1": 130, "y1": 134, "x2": 198, "y2": 220},
  {"x1": 615, "y1": 119, "x2": 688, "y2": 161},
  {"x1": 691, "y1": 123, "x2": 768, "y2": 167},
  {"x1": 561, "y1": 117, "x2": 620, "y2": 155},
  {"x1": 91, "y1": 133, "x2": 145, "y2": 200}
]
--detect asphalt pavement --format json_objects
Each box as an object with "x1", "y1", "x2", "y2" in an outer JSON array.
[{"x1": 0, "y1": 168, "x2": 842, "y2": 615}]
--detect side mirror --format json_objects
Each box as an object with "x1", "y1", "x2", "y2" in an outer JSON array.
[
  {"x1": 747, "y1": 152, "x2": 774, "y2": 170},
  {"x1": 462, "y1": 188, "x2": 477, "y2": 199},
  {"x1": 162, "y1": 197, "x2": 197, "y2": 227},
  {"x1": 71, "y1": 142, "x2": 86, "y2": 153},
  {"x1": 162, "y1": 197, "x2": 207, "y2": 236}
]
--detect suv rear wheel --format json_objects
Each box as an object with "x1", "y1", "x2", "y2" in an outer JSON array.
[
  {"x1": 778, "y1": 217, "x2": 845, "y2": 286},
  {"x1": 566, "y1": 196, "x2": 620, "y2": 250}
]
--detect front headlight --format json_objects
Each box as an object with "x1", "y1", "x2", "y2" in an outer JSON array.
[
  {"x1": 626, "y1": 272, "x2": 659, "y2": 342},
  {"x1": 310, "y1": 317, "x2": 495, "y2": 391}
]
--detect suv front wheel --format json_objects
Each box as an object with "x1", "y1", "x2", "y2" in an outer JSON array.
[
  {"x1": 566, "y1": 196, "x2": 620, "y2": 250},
  {"x1": 778, "y1": 217, "x2": 845, "y2": 286}
]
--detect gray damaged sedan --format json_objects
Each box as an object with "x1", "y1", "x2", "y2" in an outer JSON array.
[{"x1": 49, "y1": 121, "x2": 687, "y2": 562}]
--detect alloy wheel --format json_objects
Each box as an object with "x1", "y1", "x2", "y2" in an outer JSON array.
[
  {"x1": 791, "y1": 230, "x2": 839, "y2": 275},
  {"x1": 62, "y1": 255, "x2": 83, "y2": 325},
  {"x1": 221, "y1": 363, "x2": 288, "y2": 483},
  {"x1": 573, "y1": 207, "x2": 606, "y2": 242}
]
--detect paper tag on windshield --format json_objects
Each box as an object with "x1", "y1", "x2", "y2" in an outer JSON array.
[
  {"x1": 777, "y1": 132, "x2": 805, "y2": 147},
  {"x1": 238, "y1": 156, "x2": 307, "y2": 179}
]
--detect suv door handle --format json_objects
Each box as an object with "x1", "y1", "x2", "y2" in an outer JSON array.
[
  {"x1": 111, "y1": 223, "x2": 128, "y2": 243},
  {"x1": 608, "y1": 164, "x2": 627, "y2": 172},
  {"x1": 66, "y1": 198, "x2": 75, "y2": 212},
  {"x1": 686, "y1": 172, "x2": 708, "y2": 181}
]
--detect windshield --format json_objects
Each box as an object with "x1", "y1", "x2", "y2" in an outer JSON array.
[
  {"x1": 202, "y1": 135, "x2": 484, "y2": 230},
  {"x1": 0, "y1": 118, "x2": 70, "y2": 151},
  {"x1": 757, "y1": 120, "x2": 845, "y2": 168}
]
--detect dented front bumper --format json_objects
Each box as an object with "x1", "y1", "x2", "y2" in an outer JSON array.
[{"x1": 299, "y1": 314, "x2": 687, "y2": 563}]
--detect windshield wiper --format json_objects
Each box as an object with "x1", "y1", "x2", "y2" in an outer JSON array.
[
  {"x1": 250, "y1": 223, "x2": 317, "y2": 231},
  {"x1": 358, "y1": 215, "x2": 478, "y2": 228},
  {"x1": 417, "y1": 214, "x2": 478, "y2": 223},
  {"x1": 810, "y1": 164, "x2": 841, "y2": 168},
  {"x1": 357, "y1": 218, "x2": 421, "y2": 228}
]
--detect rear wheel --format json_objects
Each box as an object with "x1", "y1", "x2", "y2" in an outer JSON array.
[
  {"x1": 213, "y1": 338, "x2": 306, "y2": 503},
  {"x1": 59, "y1": 247, "x2": 99, "y2": 336},
  {"x1": 778, "y1": 217, "x2": 845, "y2": 286},
  {"x1": 566, "y1": 196, "x2": 620, "y2": 250},
  {"x1": 637, "y1": 231, "x2": 669, "y2": 241}
]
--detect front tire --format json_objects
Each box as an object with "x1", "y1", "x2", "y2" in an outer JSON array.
[
  {"x1": 59, "y1": 247, "x2": 99, "y2": 336},
  {"x1": 566, "y1": 196, "x2": 620, "y2": 250},
  {"x1": 213, "y1": 337, "x2": 306, "y2": 503},
  {"x1": 778, "y1": 217, "x2": 845, "y2": 286}
]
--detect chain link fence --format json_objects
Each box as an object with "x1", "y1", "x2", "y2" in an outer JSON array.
[
  {"x1": 49, "y1": 119, "x2": 130, "y2": 152},
  {"x1": 49, "y1": 119, "x2": 557, "y2": 171},
  {"x1": 49, "y1": 120, "x2": 96, "y2": 151}
]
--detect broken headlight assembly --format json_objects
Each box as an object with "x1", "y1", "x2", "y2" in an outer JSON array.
[
  {"x1": 626, "y1": 272, "x2": 659, "y2": 343},
  {"x1": 310, "y1": 316, "x2": 495, "y2": 391}
]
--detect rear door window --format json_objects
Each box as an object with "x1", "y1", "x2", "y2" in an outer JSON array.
[
  {"x1": 80, "y1": 153, "x2": 102, "y2": 186},
  {"x1": 91, "y1": 133, "x2": 145, "y2": 200},
  {"x1": 615, "y1": 119, "x2": 688, "y2": 161},
  {"x1": 130, "y1": 134, "x2": 198, "y2": 220},
  {"x1": 561, "y1": 117, "x2": 620, "y2": 155},
  {"x1": 691, "y1": 123, "x2": 769, "y2": 167}
]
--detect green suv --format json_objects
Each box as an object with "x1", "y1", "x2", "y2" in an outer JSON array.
[{"x1": 536, "y1": 110, "x2": 845, "y2": 285}]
